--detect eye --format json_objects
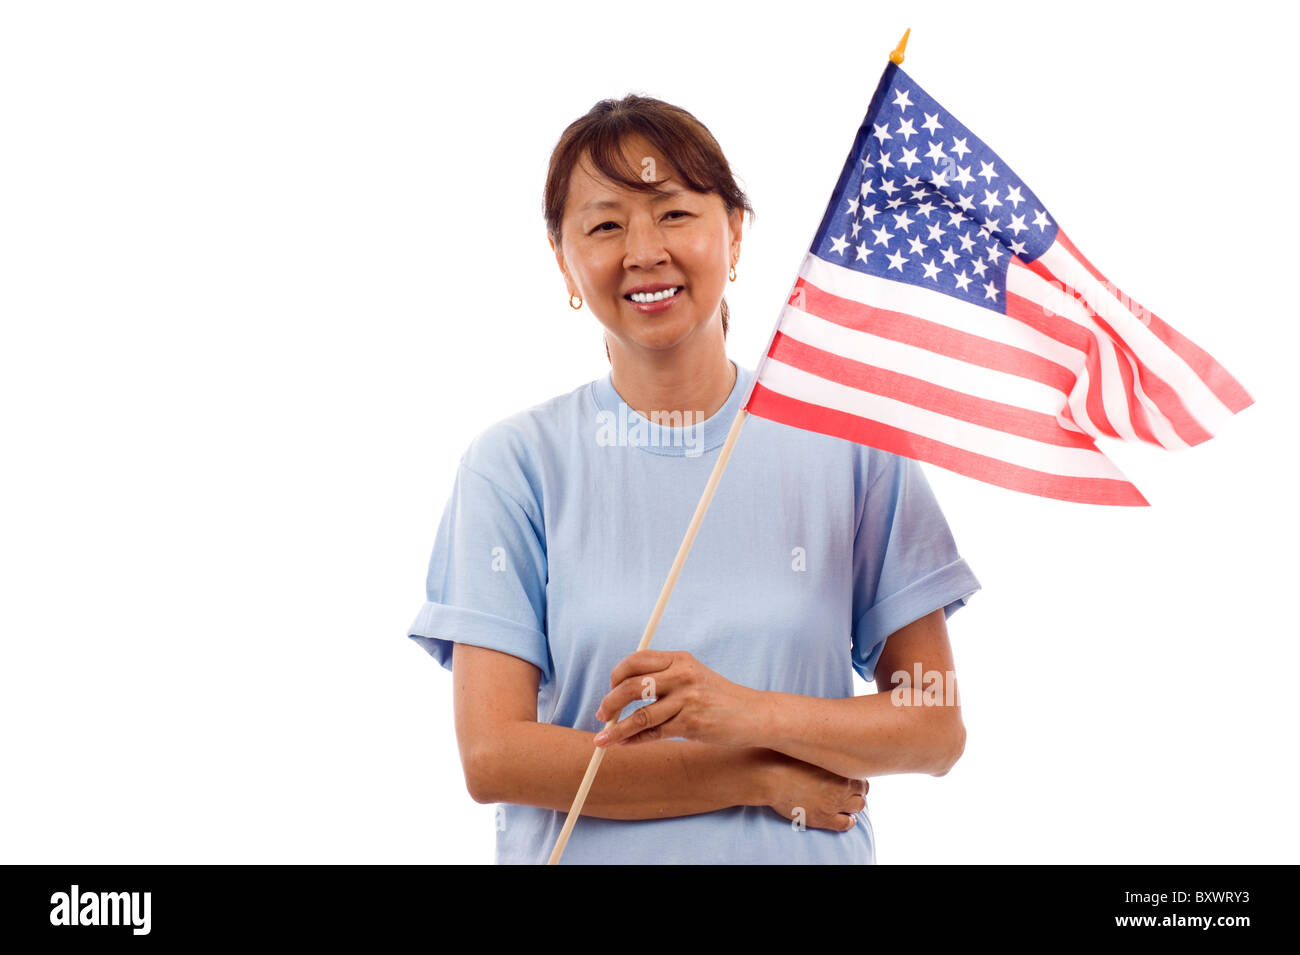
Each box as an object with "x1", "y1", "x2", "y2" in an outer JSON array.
[
  {"x1": 665, "y1": 210, "x2": 690, "y2": 220},
  {"x1": 590, "y1": 221, "x2": 619, "y2": 234}
]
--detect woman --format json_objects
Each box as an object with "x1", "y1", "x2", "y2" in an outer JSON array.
[{"x1": 407, "y1": 94, "x2": 981, "y2": 864}]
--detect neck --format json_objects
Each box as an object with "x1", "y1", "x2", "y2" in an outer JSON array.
[{"x1": 608, "y1": 338, "x2": 736, "y2": 424}]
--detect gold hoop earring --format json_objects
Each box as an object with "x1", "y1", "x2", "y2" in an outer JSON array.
[
  {"x1": 728, "y1": 265, "x2": 737, "y2": 282},
  {"x1": 569, "y1": 293, "x2": 582, "y2": 309}
]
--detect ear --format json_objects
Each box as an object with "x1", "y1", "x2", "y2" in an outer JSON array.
[
  {"x1": 549, "y1": 233, "x2": 574, "y2": 293},
  {"x1": 728, "y1": 207, "x2": 744, "y2": 261}
]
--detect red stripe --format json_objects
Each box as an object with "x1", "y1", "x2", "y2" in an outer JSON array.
[
  {"x1": 1004, "y1": 275, "x2": 1118, "y2": 439},
  {"x1": 766, "y1": 330, "x2": 1098, "y2": 450},
  {"x1": 744, "y1": 382, "x2": 1149, "y2": 506},
  {"x1": 1009, "y1": 252, "x2": 1214, "y2": 447},
  {"x1": 791, "y1": 277, "x2": 1076, "y2": 395},
  {"x1": 1054, "y1": 228, "x2": 1252, "y2": 424},
  {"x1": 1107, "y1": 330, "x2": 1162, "y2": 445}
]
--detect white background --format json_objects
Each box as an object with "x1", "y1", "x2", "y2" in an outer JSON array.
[{"x1": 2, "y1": 1, "x2": 1295, "y2": 864}]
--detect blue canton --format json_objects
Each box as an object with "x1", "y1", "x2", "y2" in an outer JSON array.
[{"x1": 810, "y1": 62, "x2": 1061, "y2": 313}]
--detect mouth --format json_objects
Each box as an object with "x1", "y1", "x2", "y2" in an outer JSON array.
[{"x1": 624, "y1": 285, "x2": 684, "y2": 311}]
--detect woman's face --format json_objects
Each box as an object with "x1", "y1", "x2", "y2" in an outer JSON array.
[{"x1": 551, "y1": 133, "x2": 742, "y2": 358}]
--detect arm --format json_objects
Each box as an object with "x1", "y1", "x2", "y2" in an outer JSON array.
[
  {"x1": 453, "y1": 642, "x2": 775, "y2": 819},
  {"x1": 594, "y1": 607, "x2": 966, "y2": 781},
  {"x1": 751, "y1": 608, "x2": 966, "y2": 779}
]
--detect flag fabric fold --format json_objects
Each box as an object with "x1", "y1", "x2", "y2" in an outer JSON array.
[{"x1": 742, "y1": 60, "x2": 1253, "y2": 506}]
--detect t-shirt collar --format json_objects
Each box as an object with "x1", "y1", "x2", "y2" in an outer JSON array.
[{"x1": 590, "y1": 359, "x2": 751, "y2": 457}]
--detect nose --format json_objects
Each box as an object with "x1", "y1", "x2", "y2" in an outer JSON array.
[{"x1": 622, "y1": 214, "x2": 670, "y2": 270}]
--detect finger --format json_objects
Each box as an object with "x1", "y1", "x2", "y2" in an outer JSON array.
[
  {"x1": 842, "y1": 795, "x2": 866, "y2": 813},
  {"x1": 835, "y1": 813, "x2": 858, "y2": 833},
  {"x1": 593, "y1": 697, "x2": 683, "y2": 747},
  {"x1": 607, "y1": 650, "x2": 677, "y2": 690},
  {"x1": 595, "y1": 675, "x2": 659, "y2": 723}
]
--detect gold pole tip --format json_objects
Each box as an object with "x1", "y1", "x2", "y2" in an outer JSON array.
[{"x1": 890, "y1": 27, "x2": 910, "y2": 65}]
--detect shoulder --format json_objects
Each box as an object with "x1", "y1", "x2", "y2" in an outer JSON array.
[{"x1": 457, "y1": 377, "x2": 593, "y2": 515}]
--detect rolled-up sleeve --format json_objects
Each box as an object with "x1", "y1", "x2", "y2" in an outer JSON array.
[
  {"x1": 850, "y1": 451, "x2": 981, "y2": 684},
  {"x1": 407, "y1": 461, "x2": 551, "y2": 681}
]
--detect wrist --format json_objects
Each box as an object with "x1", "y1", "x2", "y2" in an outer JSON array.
[
  {"x1": 739, "y1": 685, "x2": 777, "y2": 749},
  {"x1": 741, "y1": 746, "x2": 782, "y2": 808}
]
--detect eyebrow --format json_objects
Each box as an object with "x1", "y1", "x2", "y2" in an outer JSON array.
[{"x1": 578, "y1": 188, "x2": 687, "y2": 213}]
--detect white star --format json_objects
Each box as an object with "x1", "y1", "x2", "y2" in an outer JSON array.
[
  {"x1": 971, "y1": 257, "x2": 988, "y2": 277},
  {"x1": 925, "y1": 140, "x2": 947, "y2": 163},
  {"x1": 896, "y1": 118, "x2": 918, "y2": 142},
  {"x1": 953, "y1": 270, "x2": 972, "y2": 292},
  {"x1": 860, "y1": 203, "x2": 880, "y2": 223},
  {"x1": 903, "y1": 173, "x2": 923, "y2": 188},
  {"x1": 1033, "y1": 209, "x2": 1052, "y2": 230},
  {"x1": 980, "y1": 189, "x2": 1002, "y2": 212},
  {"x1": 955, "y1": 193, "x2": 976, "y2": 212},
  {"x1": 954, "y1": 165, "x2": 975, "y2": 188},
  {"x1": 917, "y1": 201, "x2": 937, "y2": 221},
  {"x1": 909, "y1": 188, "x2": 929, "y2": 201},
  {"x1": 978, "y1": 160, "x2": 999, "y2": 183},
  {"x1": 898, "y1": 145, "x2": 921, "y2": 169},
  {"x1": 939, "y1": 244, "x2": 960, "y2": 266},
  {"x1": 876, "y1": 151, "x2": 894, "y2": 172},
  {"x1": 946, "y1": 210, "x2": 965, "y2": 228},
  {"x1": 829, "y1": 234, "x2": 849, "y2": 255},
  {"x1": 922, "y1": 111, "x2": 943, "y2": 135},
  {"x1": 980, "y1": 217, "x2": 1000, "y2": 239},
  {"x1": 873, "y1": 123, "x2": 892, "y2": 143},
  {"x1": 845, "y1": 196, "x2": 861, "y2": 216},
  {"x1": 1009, "y1": 239, "x2": 1028, "y2": 256},
  {"x1": 1004, "y1": 185, "x2": 1025, "y2": 208},
  {"x1": 985, "y1": 243, "x2": 1003, "y2": 264},
  {"x1": 859, "y1": 156, "x2": 873, "y2": 174},
  {"x1": 886, "y1": 197, "x2": 906, "y2": 209},
  {"x1": 983, "y1": 280, "x2": 999, "y2": 301},
  {"x1": 926, "y1": 222, "x2": 944, "y2": 242},
  {"x1": 877, "y1": 177, "x2": 899, "y2": 197},
  {"x1": 1006, "y1": 213, "x2": 1028, "y2": 235},
  {"x1": 929, "y1": 167, "x2": 950, "y2": 189},
  {"x1": 858, "y1": 181, "x2": 873, "y2": 199},
  {"x1": 849, "y1": 219, "x2": 862, "y2": 239},
  {"x1": 887, "y1": 249, "x2": 908, "y2": 271},
  {"x1": 922, "y1": 258, "x2": 942, "y2": 281},
  {"x1": 892, "y1": 209, "x2": 915, "y2": 231},
  {"x1": 855, "y1": 242, "x2": 873, "y2": 263},
  {"x1": 950, "y1": 136, "x2": 971, "y2": 159},
  {"x1": 957, "y1": 232, "x2": 976, "y2": 253},
  {"x1": 871, "y1": 224, "x2": 894, "y2": 247},
  {"x1": 892, "y1": 88, "x2": 913, "y2": 112},
  {"x1": 907, "y1": 235, "x2": 927, "y2": 255}
]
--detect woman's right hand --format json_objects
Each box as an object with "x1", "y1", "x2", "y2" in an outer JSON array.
[{"x1": 758, "y1": 750, "x2": 868, "y2": 832}]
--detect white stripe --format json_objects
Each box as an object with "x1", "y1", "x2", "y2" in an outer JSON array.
[
  {"x1": 757, "y1": 357, "x2": 1129, "y2": 481},
  {"x1": 798, "y1": 252, "x2": 1085, "y2": 370},
  {"x1": 1037, "y1": 242, "x2": 1234, "y2": 436},
  {"x1": 776, "y1": 306, "x2": 1068, "y2": 416},
  {"x1": 1009, "y1": 264, "x2": 1139, "y2": 443},
  {"x1": 1013, "y1": 261, "x2": 1190, "y2": 452}
]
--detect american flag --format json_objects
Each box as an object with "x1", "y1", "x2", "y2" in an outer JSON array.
[{"x1": 742, "y1": 60, "x2": 1253, "y2": 506}]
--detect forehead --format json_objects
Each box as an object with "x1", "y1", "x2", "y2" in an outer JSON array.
[{"x1": 567, "y1": 134, "x2": 683, "y2": 211}]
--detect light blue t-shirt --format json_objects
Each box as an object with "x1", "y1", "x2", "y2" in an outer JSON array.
[{"x1": 407, "y1": 359, "x2": 981, "y2": 864}]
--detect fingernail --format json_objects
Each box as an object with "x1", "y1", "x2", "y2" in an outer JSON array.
[{"x1": 593, "y1": 732, "x2": 608, "y2": 746}]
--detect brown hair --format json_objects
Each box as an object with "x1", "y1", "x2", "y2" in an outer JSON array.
[{"x1": 543, "y1": 93, "x2": 755, "y2": 362}]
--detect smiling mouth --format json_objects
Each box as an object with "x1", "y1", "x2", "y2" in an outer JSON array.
[{"x1": 625, "y1": 285, "x2": 684, "y2": 304}]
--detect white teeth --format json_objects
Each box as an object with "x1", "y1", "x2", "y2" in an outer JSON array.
[{"x1": 629, "y1": 286, "x2": 681, "y2": 303}]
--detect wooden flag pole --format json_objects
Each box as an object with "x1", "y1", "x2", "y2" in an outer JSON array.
[{"x1": 546, "y1": 403, "x2": 750, "y2": 864}]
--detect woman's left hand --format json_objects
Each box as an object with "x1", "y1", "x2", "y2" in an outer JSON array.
[{"x1": 593, "y1": 650, "x2": 760, "y2": 748}]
